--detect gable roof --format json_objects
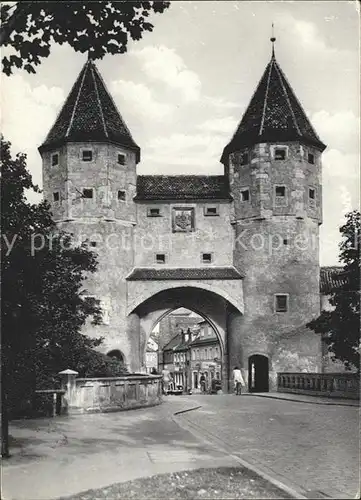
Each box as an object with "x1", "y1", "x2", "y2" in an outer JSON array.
[
  {"x1": 134, "y1": 175, "x2": 231, "y2": 201},
  {"x1": 39, "y1": 58, "x2": 140, "y2": 161},
  {"x1": 221, "y1": 54, "x2": 326, "y2": 164},
  {"x1": 163, "y1": 333, "x2": 182, "y2": 351}
]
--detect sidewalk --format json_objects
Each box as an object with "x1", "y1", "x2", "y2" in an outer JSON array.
[
  {"x1": 2, "y1": 398, "x2": 238, "y2": 500},
  {"x1": 244, "y1": 391, "x2": 359, "y2": 407}
]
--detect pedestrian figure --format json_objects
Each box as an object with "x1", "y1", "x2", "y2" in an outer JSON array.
[
  {"x1": 200, "y1": 373, "x2": 206, "y2": 393},
  {"x1": 233, "y1": 366, "x2": 245, "y2": 395},
  {"x1": 162, "y1": 369, "x2": 170, "y2": 395}
]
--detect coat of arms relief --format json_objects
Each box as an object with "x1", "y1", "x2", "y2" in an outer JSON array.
[{"x1": 172, "y1": 207, "x2": 195, "y2": 232}]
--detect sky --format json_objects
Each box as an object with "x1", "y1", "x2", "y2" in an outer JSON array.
[{"x1": 1, "y1": 1, "x2": 360, "y2": 266}]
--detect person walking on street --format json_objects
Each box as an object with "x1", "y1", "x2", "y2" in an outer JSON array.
[
  {"x1": 233, "y1": 366, "x2": 245, "y2": 395},
  {"x1": 200, "y1": 373, "x2": 206, "y2": 393},
  {"x1": 162, "y1": 369, "x2": 170, "y2": 395}
]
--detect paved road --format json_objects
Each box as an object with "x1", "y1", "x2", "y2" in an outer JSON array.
[{"x1": 175, "y1": 394, "x2": 360, "y2": 499}]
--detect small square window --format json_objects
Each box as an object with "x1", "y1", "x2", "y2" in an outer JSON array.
[
  {"x1": 147, "y1": 207, "x2": 161, "y2": 217},
  {"x1": 90, "y1": 241, "x2": 97, "y2": 247},
  {"x1": 308, "y1": 153, "x2": 315, "y2": 164},
  {"x1": 51, "y1": 153, "x2": 59, "y2": 167},
  {"x1": 275, "y1": 294, "x2": 288, "y2": 312},
  {"x1": 283, "y1": 238, "x2": 288, "y2": 245},
  {"x1": 204, "y1": 206, "x2": 219, "y2": 216},
  {"x1": 275, "y1": 148, "x2": 286, "y2": 161},
  {"x1": 118, "y1": 190, "x2": 126, "y2": 201},
  {"x1": 156, "y1": 253, "x2": 166, "y2": 264},
  {"x1": 240, "y1": 151, "x2": 249, "y2": 166},
  {"x1": 82, "y1": 150, "x2": 93, "y2": 162},
  {"x1": 118, "y1": 153, "x2": 126, "y2": 165},
  {"x1": 241, "y1": 189, "x2": 250, "y2": 202},
  {"x1": 53, "y1": 192, "x2": 60, "y2": 202},
  {"x1": 309, "y1": 188, "x2": 315, "y2": 200},
  {"x1": 202, "y1": 253, "x2": 213, "y2": 263},
  {"x1": 275, "y1": 186, "x2": 286, "y2": 197},
  {"x1": 82, "y1": 188, "x2": 94, "y2": 199}
]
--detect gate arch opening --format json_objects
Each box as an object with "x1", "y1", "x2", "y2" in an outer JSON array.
[
  {"x1": 248, "y1": 354, "x2": 269, "y2": 393},
  {"x1": 107, "y1": 349, "x2": 125, "y2": 364}
]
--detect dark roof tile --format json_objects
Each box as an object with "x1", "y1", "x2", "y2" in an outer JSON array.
[
  {"x1": 135, "y1": 175, "x2": 231, "y2": 201},
  {"x1": 221, "y1": 55, "x2": 326, "y2": 164},
  {"x1": 126, "y1": 267, "x2": 243, "y2": 281},
  {"x1": 39, "y1": 59, "x2": 140, "y2": 161}
]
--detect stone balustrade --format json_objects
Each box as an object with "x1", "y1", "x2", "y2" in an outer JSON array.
[
  {"x1": 277, "y1": 372, "x2": 360, "y2": 400},
  {"x1": 59, "y1": 370, "x2": 163, "y2": 414}
]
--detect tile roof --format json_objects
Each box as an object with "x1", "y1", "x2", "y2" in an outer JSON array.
[
  {"x1": 163, "y1": 333, "x2": 182, "y2": 351},
  {"x1": 189, "y1": 336, "x2": 219, "y2": 347},
  {"x1": 221, "y1": 54, "x2": 326, "y2": 164},
  {"x1": 39, "y1": 59, "x2": 140, "y2": 161},
  {"x1": 126, "y1": 267, "x2": 243, "y2": 281},
  {"x1": 134, "y1": 175, "x2": 231, "y2": 201},
  {"x1": 320, "y1": 266, "x2": 346, "y2": 294}
]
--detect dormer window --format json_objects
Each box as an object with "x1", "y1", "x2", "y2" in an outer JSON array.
[
  {"x1": 204, "y1": 206, "x2": 219, "y2": 216},
  {"x1": 118, "y1": 153, "x2": 126, "y2": 165},
  {"x1": 82, "y1": 188, "x2": 94, "y2": 199},
  {"x1": 82, "y1": 150, "x2": 93, "y2": 162},
  {"x1": 275, "y1": 148, "x2": 286, "y2": 160},
  {"x1": 240, "y1": 151, "x2": 249, "y2": 166},
  {"x1": 51, "y1": 153, "x2": 59, "y2": 167},
  {"x1": 308, "y1": 153, "x2": 315, "y2": 164}
]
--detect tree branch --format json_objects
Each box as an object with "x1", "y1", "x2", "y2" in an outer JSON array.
[{"x1": 0, "y1": 2, "x2": 32, "y2": 46}]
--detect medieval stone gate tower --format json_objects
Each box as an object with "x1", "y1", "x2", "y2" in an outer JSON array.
[{"x1": 39, "y1": 44, "x2": 326, "y2": 392}]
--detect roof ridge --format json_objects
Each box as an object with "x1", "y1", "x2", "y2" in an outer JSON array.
[
  {"x1": 65, "y1": 60, "x2": 89, "y2": 138},
  {"x1": 92, "y1": 61, "x2": 137, "y2": 145},
  {"x1": 259, "y1": 57, "x2": 274, "y2": 136},
  {"x1": 273, "y1": 60, "x2": 301, "y2": 135},
  {"x1": 90, "y1": 62, "x2": 109, "y2": 139}
]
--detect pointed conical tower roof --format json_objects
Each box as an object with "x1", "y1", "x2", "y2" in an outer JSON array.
[
  {"x1": 39, "y1": 58, "x2": 140, "y2": 162},
  {"x1": 221, "y1": 49, "x2": 326, "y2": 164}
]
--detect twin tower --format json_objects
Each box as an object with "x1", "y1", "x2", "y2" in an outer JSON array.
[{"x1": 39, "y1": 45, "x2": 326, "y2": 390}]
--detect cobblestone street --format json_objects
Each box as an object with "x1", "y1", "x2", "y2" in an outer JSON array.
[{"x1": 175, "y1": 394, "x2": 360, "y2": 499}]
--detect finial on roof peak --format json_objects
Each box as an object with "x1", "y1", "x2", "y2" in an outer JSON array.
[{"x1": 270, "y1": 22, "x2": 276, "y2": 58}]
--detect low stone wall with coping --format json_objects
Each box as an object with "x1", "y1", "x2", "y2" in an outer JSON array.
[
  {"x1": 277, "y1": 372, "x2": 359, "y2": 400},
  {"x1": 59, "y1": 369, "x2": 162, "y2": 414}
]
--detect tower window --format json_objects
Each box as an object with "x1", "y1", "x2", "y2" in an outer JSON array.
[
  {"x1": 275, "y1": 186, "x2": 286, "y2": 197},
  {"x1": 204, "y1": 206, "x2": 219, "y2": 216},
  {"x1": 202, "y1": 253, "x2": 213, "y2": 263},
  {"x1": 51, "y1": 153, "x2": 59, "y2": 166},
  {"x1": 240, "y1": 151, "x2": 249, "y2": 166},
  {"x1": 90, "y1": 241, "x2": 97, "y2": 247},
  {"x1": 118, "y1": 190, "x2": 126, "y2": 201},
  {"x1": 275, "y1": 294, "x2": 288, "y2": 312},
  {"x1": 82, "y1": 188, "x2": 94, "y2": 199},
  {"x1": 118, "y1": 153, "x2": 126, "y2": 165},
  {"x1": 283, "y1": 238, "x2": 288, "y2": 245},
  {"x1": 308, "y1": 153, "x2": 315, "y2": 164},
  {"x1": 274, "y1": 148, "x2": 286, "y2": 160},
  {"x1": 147, "y1": 207, "x2": 161, "y2": 217},
  {"x1": 155, "y1": 253, "x2": 166, "y2": 264},
  {"x1": 53, "y1": 192, "x2": 60, "y2": 202},
  {"x1": 82, "y1": 150, "x2": 93, "y2": 162},
  {"x1": 241, "y1": 189, "x2": 250, "y2": 202},
  {"x1": 309, "y1": 188, "x2": 315, "y2": 200}
]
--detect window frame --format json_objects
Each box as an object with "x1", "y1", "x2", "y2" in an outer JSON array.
[
  {"x1": 117, "y1": 189, "x2": 126, "y2": 202},
  {"x1": 309, "y1": 187, "x2": 316, "y2": 200},
  {"x1": 204, "y1": 205, "x2": 219, "y2": 216},
  {"x1": 51, "y1": 152, "x2": 59, "y2": 167},
  {"x1": 271, "y1": 145, "x2": 288, "y2": 161},
  {"x1": 81, "y1": 149, "x2": 93, "y2": 162},
  {"x1": 274, "y1": 293, "x2": 289, "y2": 313},
  {"x1": 240, "y1": 188, "x2": 250, "y2": 202},
  {"x1": 307, "y1": 152, "x2": 315, "y2": 165},
  {"x1": 275, "y1": 185, "x2": 286, "y2": 198},
  {"x1": 117, "y1": 152, "x2": 126, "y2": 165},
  {"x1": 82, "y1": 187, "x2": 94, "y2": 200},
  {"x1": 155, "y1": 253, "x2": 166, "y2": 264},
  {"x1": 201, "y1": 252, "x2": 213, "y2": 264},
  {"x1": 53, "y1": 191, "x2": 60, "y2": 203},
  {"x1": 147, "y1": 207, "x2": 162, "y2": 217}
]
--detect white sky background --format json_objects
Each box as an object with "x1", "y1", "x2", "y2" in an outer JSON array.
[{"x1": 1, "y1": 1, "x2": 359, "y2": 266}]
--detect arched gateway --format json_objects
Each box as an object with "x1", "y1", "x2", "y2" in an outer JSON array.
[{"x1": 126, "y1": 280, "x2": 244, "y2": 393}]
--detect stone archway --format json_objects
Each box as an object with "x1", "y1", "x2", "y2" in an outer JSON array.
[
  {"x1": 107, "y1": 349, "x2": 125, "y2": 363},
  {"x1": 127, "y1": 285, "x2": 243, "y2": 393}
]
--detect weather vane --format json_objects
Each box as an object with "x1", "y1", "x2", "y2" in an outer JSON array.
[{"x1": 270, "y1": 22, "x2": 276, "y2": 57}]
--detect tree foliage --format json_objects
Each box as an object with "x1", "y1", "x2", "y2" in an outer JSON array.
[
  {"x1": 1, "y1": 1, "x2": 170, "y2": 75},
  {"x1": 308, "y1": 211, "x2": 360, "y2": 371},
  {"x1": 1, "y1": 137, "x2": 126, "y2": 419}
]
